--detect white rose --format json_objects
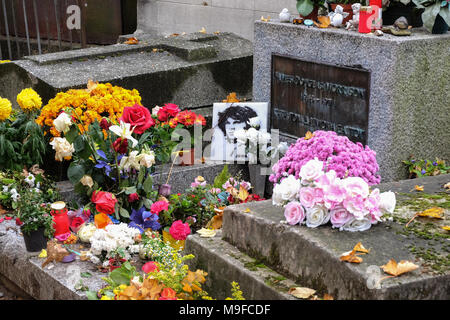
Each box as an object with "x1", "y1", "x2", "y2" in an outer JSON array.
[
  {"x1": 299, "y1": 158, "x2": 324, "y2": 182},
  {"x1": 379, "y1": 191, "x2": 396, "y2": 214},
  {"x1": 50, "y1": 137, "x2": 75, "y2": 161},
  {"x1": 258, "y1": 130, "x2": 272, "y2": 144},
  {"x1": 248, "y1": 116, "x2": 260, "y2": 128},
  {"x1": 234, "y1": 129, "x2": 248, "y2": 145},
  {"x1": 138, "y1": 151, "x2": 156, "y2": 168},
  {"x1": 305, "y1": 205, "x2": 330, "y2": 228},
  {"x1": 277, "y1": 175, "x2": 301, "y2": 202},
  {"x1": 272, "y1": 183, "x2": 285, "y2": 206},
  {"x1": 342, "y1": 217, "x2": 372, "y2": 232},
  {"x1": 53, "y1": 112, "x2": 72, "y2": 133},
  {"x1": 80, "y1": 175, "x2": 94, "y2": 188},
  {"x1": 120, "y1": 150, "x2": 141, "y2": 171},
  {"x1": 77, "y1": 223, "x2": 97, "y2": 243},
  {"x1": 277, "y1": 142, "x2": 289, "y2": 155},
  {"x1": 152, "y1": 106, "x2": 161, "y2": 116},
  {"x1": 246, "y1": 128, "x2": 260, "y2": 144}
]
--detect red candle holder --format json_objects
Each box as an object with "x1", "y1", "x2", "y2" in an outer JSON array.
[
  {"x1": 359, "y1": 6, "x2": 374, "y2": 34},
  {"x1": 51, "y1": 201, "x2": 70, "y2": 237}
]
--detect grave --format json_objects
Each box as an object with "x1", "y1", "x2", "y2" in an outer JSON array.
[
  {"x1": 253, "y1": 20, "x2": 450, "y2": 182},
  {"x1": 0, "y1": 31, "x2": 253, "y2": 111},
  {"x1": 186, "y1": 174, "x2": 450, "y2": 299}
]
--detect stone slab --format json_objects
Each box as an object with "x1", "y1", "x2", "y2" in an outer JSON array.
[
  {"x1": 184, "y1": 230, "x2": 297, "y2": 300},
  {"x1": 1, "y1": 32, "x2": 253, "y2": 110},
  {"x1": 222, "y1": 174, "x2": 450, "y2": 299},
  {"x1": 253, "y1": 20, "x2": 450, "y2": 183}
]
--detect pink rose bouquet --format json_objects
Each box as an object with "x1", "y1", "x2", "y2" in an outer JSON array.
[{"x1": 273, "y1": 158, "x2": 396, "y2": 232}]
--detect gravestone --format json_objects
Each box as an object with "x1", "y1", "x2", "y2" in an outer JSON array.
[{"x1": 254, "y1": 20, "x2": 450, "y2": 182}]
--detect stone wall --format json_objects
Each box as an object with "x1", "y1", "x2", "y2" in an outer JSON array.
[{"x1": 136, "y1": 0, "x2": 298, "y2": 41}]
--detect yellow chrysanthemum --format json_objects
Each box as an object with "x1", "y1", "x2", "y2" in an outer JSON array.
[
  {"x1": 0, "y1": 60, "x2": 11, "y2": 64},
  {"x1": 17, "y1": 88, "x2": 42, "y2": 112},
  {"x1": 36, "y1": 82, "x2": 141, "y2": 136},
  {"x1": 0, "y1": 97, "x2": 12, "y2": 121}
]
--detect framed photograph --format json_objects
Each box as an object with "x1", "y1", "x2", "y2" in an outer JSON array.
[{"x1": 210, "y1": 102, "x2": 269, "y2": 162}]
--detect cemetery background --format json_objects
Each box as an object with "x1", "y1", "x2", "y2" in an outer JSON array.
[{"x1": 0, "y1": 0, "x2": 449, "y2": 302}]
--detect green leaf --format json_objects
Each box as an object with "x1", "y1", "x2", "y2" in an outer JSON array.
[
  {"x1": 65, "y1": 126, "x2": 78, "y2": 144},
  {"x1": 124, "y1": 186, "x2": 137, "y2": 195},
  {"x1": 119, "y1": 207, "x2": 130, "y2": 218},
  {"x1": 81, "y1": 272, "x2": 92, "y2": 278},
  {"x1": 296, "y1": 0, "x2": 314, "y2": 17},
  {"x1": 213, "y1": 164, "x2": 231, "y2": 189},
  {"x1": 143, "y1": 175, "x2": 153, "y2": 194},
  {"x1": 85, "y1": 291, "x2": 99, "y2": 300},
  {"x1": 143, "y1": 198, "x2": 152, "y2": 209},
  {"x1": 67, "y1": 163, "x2": 85, "y2": 184}
]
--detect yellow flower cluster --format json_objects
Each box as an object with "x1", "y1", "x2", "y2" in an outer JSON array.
[
  {"x1": 36, "y1": 83, "x2": 142, "y2": 137},
  {"x1": 17, "y1": 88, "x2": 42, "y2": 112},
  {"x1": 0, "y1": 97, "x2": 12, "y2": 122}
]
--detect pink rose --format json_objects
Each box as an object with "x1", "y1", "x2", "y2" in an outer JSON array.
[
  {"x1": 150, "y1": 200, "x2": 169, "y2": 215},
  {"x1": 284, "y1": 201, "x2": 306, "y2": 225},
  {"x1": 343, "y1": 195, "x2": 369, "y2": 220},
  {"x1": 342, "y1": 177, "x2": 369, "y2": 198},
  {"x1": 299, "y1": 187, "x2": 316, "y2": 208},
  {"x1": 169, "y1": 220, "x2": 191, "y2": 240},
  {"x1": 128, "y1": 193, "x2": 140, "y2": 203},
  {"x1": 323, "y1": 182, "x2": 346, "y2": 208},
  {"x1": 330, "y1": 205, "x2": 353, "y2": 228},
  {"x1": 142, "y1": 261, "x2": 159, "y2": 273},
  {"x1": 299, "y1": 158, "x2": 324, "y2": 182}
]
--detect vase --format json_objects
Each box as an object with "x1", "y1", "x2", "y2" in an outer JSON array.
[
  {"x1": 162, "y1": 230, "x2": 185, "y2": 251},
  {"x1": 329, "y1": 4, "x2": 353, "y2": 25},
  {"x1": 432, "y1": 14, "x2": 449, "y2": 34},
  {"x1": 248, "y1": 164, "x2": 267, "y2": 198},
  {"x1": 22, "y1": 227, "x2": 47, "y2": 252}
]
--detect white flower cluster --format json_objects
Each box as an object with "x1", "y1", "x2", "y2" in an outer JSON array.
[{"x1": 89, "y1": 223, "x2": 140, "y2": 261}]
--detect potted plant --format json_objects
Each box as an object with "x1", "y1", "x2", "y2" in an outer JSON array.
[
  {"x1": 17, "y1": 190, "x2": 54, "y2": 252},
  {"x1": 327, "y1": 0, "x2": 361, "y2": 24},
  {"x1": 413, "y1": 0, "x2": 449, "y2": 33},
  {"x1": 296, "y1": 0, "x2": 327, "y2": 20}
]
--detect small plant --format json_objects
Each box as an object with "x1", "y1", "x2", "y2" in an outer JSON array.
[
  {"x1": 17, "y1": 190, "x2": 54, "y2": 238},
  {"x1": 403, "y1": 157, "x2": 450, "y2": 179}
]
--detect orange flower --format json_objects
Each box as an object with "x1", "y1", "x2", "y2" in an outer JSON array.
[
  {"x1": 195, "y1": 114, "x2": 206, "y2": 126},
  {"x1": 94, "y1": 213, "x2": 112, "y2": 229}
]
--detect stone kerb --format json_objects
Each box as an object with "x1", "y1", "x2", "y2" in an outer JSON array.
[{"x1": 253, "y1": 20, "x2": 450, "y2": 183}]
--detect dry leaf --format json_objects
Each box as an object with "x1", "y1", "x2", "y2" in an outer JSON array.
[
  {"x1": 441, "y1": 226, "x2": 450, "y2": 231},
  {"x1": 238, "y1": 185, "x2": 249, "y2": 202},
  {"x1": 85, "y1": 79, "x2": 98, "y2": 93},
  {"x1": 323, "y1": 293, "x2": 334, "y2": 300},
  {"x1": 124, "y1": 37, "x2": 139, "y2": 45},
  {"x1": 206, "y1": 214, "x2": 223, "y2": 230},
  {"x1": 197, "y1": 228, "x2": 217, "y2": 238},
  {"x1": 289, "y1": 287, "x2": 316, "y2": 299},
  {"x1": 304, "y1": 131, "x2": 314, "y2": 140},
  {"x1": 417, "y1": 207, "x2": 445, "y2": 219},
  {"x1": 314, "y1": 16, "x2": 331, "y2": 28},
  {"x1": 199, "y1": 27, "x2": 207, "y2": 34},
  {"x1": 414, "y1": 185, "x2": 424, "y2": 192},
  {"x1": 214, "y1": 31, "x2": 220, "y2": 34},
  {"x1": 444, "y1": 182, "x2": 450, "y2": 189},
  {"x1": 353, "y1": 242, "x2": 370, "y2": 254},
  {"x1": 170, "y1": 33, "x2": 180, "y2": 37},
  {"x1": 244, "y1": 208, "x2": 251, "y2": 213},
  {"x1": 340, "y1": 250, "x2": 363, "y2": 264},
  {"x1": 260, "y1": 16, "x2": 271, "y2": 22},
  {"x1": 223, "y1": 92, "x2": 240, "y2": 103},
  {"x1": 381, "y1": 259, "x2": 419, "y2": 277}
]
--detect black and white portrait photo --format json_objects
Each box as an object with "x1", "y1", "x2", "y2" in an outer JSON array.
[{"x1": 210, "y1": 102, "x2": 269, "y2": 162}]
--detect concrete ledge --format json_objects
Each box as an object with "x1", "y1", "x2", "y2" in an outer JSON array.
[{"x1": 185, "y1": 231, "x2": 296, "y2": 300}]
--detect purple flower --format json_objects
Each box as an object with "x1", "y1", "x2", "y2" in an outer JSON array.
[
  {"x1": 433, "y1": 161, "x2": 437, "y2": 166},
  {"x1": 421, "y1": 169, "x2": 426, "y2": 174},
  {"x1": 129, "y1": 207, "x2": 161, "y2": 233}
]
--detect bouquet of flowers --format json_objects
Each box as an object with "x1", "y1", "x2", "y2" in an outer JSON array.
[
  {"x1": 270, "y1": 131, "x2": 381, "y2": 186},
  {"x1": 272, "y1": 158, "x2": 396, "y2": 232}
]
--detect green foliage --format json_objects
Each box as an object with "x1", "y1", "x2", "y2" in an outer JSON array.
[
  {"x1": 213, "y1": 164, "x2": 231, "y2": 189},
  {"x1": 16, "y1": 190, "x2": 54, "y2": 238},
  {"x1": 103, "y1": 261, "x2": 140, "y2": 288},
  {"x1": 403, "y1": 157, "x2": 450, "y2": 179},
  {"x1": 226, "y1": 282, "x2": 246, "y2": 300},
  {"x1": 296, "y1": 0, "x2": 326, "y2": 16}
]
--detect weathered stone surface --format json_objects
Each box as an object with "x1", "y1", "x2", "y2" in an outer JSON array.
[
  {"x1": 1, "y1": 31, "x2": 253, "y2": 110},
  {"x1": 185, "y1": 230, "x2": 297, "y2": 300},
  {"x1": 253, "y1": 20, "x2": 450, "y2": 182},
  {"x1": 222, "y1": 174, "x2": 450, "y2": 299}
]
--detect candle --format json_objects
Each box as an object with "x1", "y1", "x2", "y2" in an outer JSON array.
[{"x1": 358, "y1": 6, "x2": 373, "y2": 33}]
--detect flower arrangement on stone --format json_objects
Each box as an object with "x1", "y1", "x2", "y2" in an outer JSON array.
[
  {"x1": 270, "y1": 130, "x2": 381, "y2": 187},
  {"x1": 272, "y1": 158, "x2": 396, "y2": 232},
  {"x1": 0, "y1": 89, "x2": 47, "y2": 170},
  {"x1": 233, "y1": 116, "x2": 288, "y2": 165}
]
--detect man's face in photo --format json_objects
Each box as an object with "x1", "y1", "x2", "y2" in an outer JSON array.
[{"x1": 225, "y1": 118, "x2": 246, "y2": 141}]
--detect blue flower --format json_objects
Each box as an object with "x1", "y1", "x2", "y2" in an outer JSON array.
[
  {"x1": 128, "y1": 207, "x2": 161, "y2": 233},
  {"x1": 421, "y1": 169, "x2": 426, "y2": 175},
  {"x1": 433, "y1": 161, "x2": 438, "y2": 166},
  {"x1": 95, "y1": 160, "x2": 112, "y2": 177}
]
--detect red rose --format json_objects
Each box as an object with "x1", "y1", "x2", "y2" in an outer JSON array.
[
  {"x1": 169, "y1": 220, "x2": 191, "y2": 241},
  {"x1": 128, "y1": 193, "x2": 140, "y2": 203},
  {"x1": 120, "y1": 104, "x2": 155, "y2": 134},
  {"x1": 5, "y1": 216, "x2": 12, "y2": 220},
  {"x1": 70, "y1": 217, "x2": 85, "y2": 233},
  {"x1": 142, "y1": 261, "x2": 159, "y2": 273},
  {"x1": 157, "y1": 103, "x2": 180, "y2": 122},
  {"x1": 15, "y1": 218, "x2": 23, "y2": 226},
  {"x1": 100, "y1": 118, "x2": 111, "y2": 130},
  {"x1": 112, "y1": 137, "x2": 128, "y2": 154},
  {"x1": 91, "y1": 190, "x2": 117, "y2": 215},
  {"x1": 159, "y1": 287, "x2": 177, "y2": 300}
]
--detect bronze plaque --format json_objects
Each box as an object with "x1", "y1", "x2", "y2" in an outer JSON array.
[{"x1": 271, "y1": 55, "x2": 370, "y2": 144}]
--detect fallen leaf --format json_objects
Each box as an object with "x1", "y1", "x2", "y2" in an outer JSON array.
[
  {"x1": 381, "y1": 259, "x2": 419, "y2": 277},
  {"x1": 260, "y1": 16, "x2": 271, "y2": 22},
  {"x1": 353, "y1": 242, "x2": 370, "y2": 254},
  {"x1": 223, "y1": 92, "x2": 240, "y2": 103},
  {"x1": 314, "y1": 16, "x2": 331, "y2": 28},
  {"x1": 214, "y1": 31, "x2": 220, "y2": 34},
  {"x1": 289, "y1": 287, "x2": 316, "y2": 299},
  {"x1": 199, "y1": 27, "x2": 207, "y2": 34},
  {"x1": 417, "y1": 207, "x2": 445, "y2": 219},
  {"x1": 197, "y1": 228, "x2": 217, "y2": 238},
  {"x1": 323, "y1": 293, "x2": 334, "y2": 300},
  {"x1": 169, "y1": 33, "x2": 180, "y2": 37},
  {"x1": 238, "y1": 185, "x2": 249, "y2": 202},
  {"x1": 85, "y1": 79, "x2": 98, "y2": 93},
  {"x1": 340, "y1": 250, "x2": 363, "y2": 264},
  {"x1": 244, "y1": 208, "x2": 251, "y2": 213},
  {"x1": 441, "y1": 226, "x2": 450, "y2": 231},
  {"x1": 414, "y1": 185, "x2": 424, "y2": 192},
  {"x1": 206, "y1": 213, "x2": 223, "y2": 230},
  {"x1": 304, "y1": 131, "x2": 314, "y2": 140},
  {"x1": 124, "y1": 37, "x2": 139, "y2": 45}
]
